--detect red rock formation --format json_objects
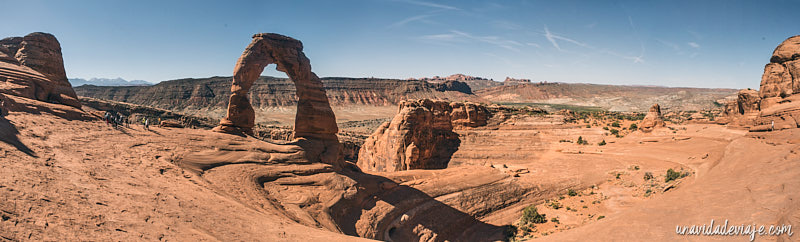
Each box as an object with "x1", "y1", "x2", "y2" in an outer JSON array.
[
  {"x1": 450, "y1": 101, "x2": 490, "y2": 128},
  {"x1": 759, "y1": 63, "x2": 793, "y2": 99},
  {"x1": 213, "y1": 33, "x2": 341, "y2": 166},
  {"x1": 736, "y1": 89, "x2": 761, "y2": 114},
  {"x1": 639, "y1": 103, "x2": 666, "y2": 132},
  {"x1": 760, "y1": 36, "x2": 800, "y2": 102},
  {"x1": 720, "y1": 89, "x2": 761, "y2": 126},
  {"x1": 0, "y1": 32, "x2": 80, "y2": 108},
  {"x1": 749, "y1": 36, "x2": 800, "y2": 131},
  {"x1": 358, "y1": 99, "x2": 461, "y2": 172}
]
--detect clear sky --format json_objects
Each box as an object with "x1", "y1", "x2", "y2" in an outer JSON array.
[{"x1": 2, "y1": 0, "x2": 798, "y2": 89}]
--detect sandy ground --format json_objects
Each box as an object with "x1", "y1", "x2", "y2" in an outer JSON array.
[
  {"x1": 0, "y1": 97, "x2": 370, "y2": 241},
  {"x1": 1, "y1": 96, "x2": 798, "y2": 241}
]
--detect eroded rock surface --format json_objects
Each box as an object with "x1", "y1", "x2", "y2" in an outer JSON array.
[
  {"x1": 747, "y1": 36, "x2": 800, "y2": 131},
  {"x1": 357, "y1": 100, "x2": 491, "y2": 172},
  {"x1": 213, "y1": 33, "x2": 341, "y2": 166},
  {"x1": 639, "y1": 103, "x2": 666, "y2": 132},
  {"x1": 0, "y1": 32, "x2": 80, "y2": 108},
  {"x1": 358, "y1": 99, "x2": 462, "y2": 172},
  {"x1": 450, "y1": 101, "x2": 490, "y2": 128}
]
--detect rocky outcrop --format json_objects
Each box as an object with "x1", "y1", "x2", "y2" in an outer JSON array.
[
  {"x1": 415, "y1": 74, "x2": 504, "y2": 91},
  {"x1": 450, "y1": 101, "x2": 490, "y2": 128},
  {"x1": 434, "y1": 80, "x2": 472, "y2": 94},
  {"x1": 759, "y1": 62, "x2": 794, "y2": 99},
  {"x1": 503, "y1": 77, "x2": 531, "y2": 84},
  {"x1": 639, "y1": 104, "x2": 666, "y2": 132},
  {"x1": 720, "y1": 89, "x2": 761, "y2": 126},
  {"x1": 736, "y1": 89, "x2": 761, "y2": 114},
  {"x1": 747, "y1": 36, "x2": 800, "y2": 131},
  {"x1": 0, "y1": 32, "x2": 80, "y2": 108},
  {"x1": 724, "y1": 89, "x2": 761, "y2": 115},
  {"x1": 760, "y1": 36, "x2": 800, "y2": 102},
  {"x1": 213, "y1": 33, "x2": 341, "y2": 166},
  {"x1": 358, "y1": 99, "x2": 462, "y2": 172},
  {"x1": 357, "y1": 100, "x2": 491, "y2": 172}
]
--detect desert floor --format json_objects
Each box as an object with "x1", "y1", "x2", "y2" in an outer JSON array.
[{"x1": 1, "y1": 98, "x2": 798, "y2": 241}]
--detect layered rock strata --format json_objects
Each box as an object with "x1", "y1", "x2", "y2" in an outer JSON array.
[
  {"x1": 358, "y1": 100, "x2": 491, "y2": 172},
  {"x1": 0, "y1": 32, "x2": 80, "y2": 108}
]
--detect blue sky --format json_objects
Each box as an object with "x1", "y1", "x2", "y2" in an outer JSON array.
[{"x1": 1, "y1": 0, "x2": 798, "y2": 89}]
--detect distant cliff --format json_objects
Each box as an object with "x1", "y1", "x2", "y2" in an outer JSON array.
[
  {"x1": 74, "y1": 76, "x2": 477, "y2": 111},
  {"x1": 476, "y1": 82, "x2": 737, "y2": 111}
]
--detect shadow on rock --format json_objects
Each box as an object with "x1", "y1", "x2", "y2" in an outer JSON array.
[
  {"x1": 331, "y1": 170, "x2": 506, "y2": 241},
  {"x1": 0, "y1": 116, "x2": 36, "y2": 157},
  {"x1": 175, "y1": 137, "x2": 504, "y2": 241}
]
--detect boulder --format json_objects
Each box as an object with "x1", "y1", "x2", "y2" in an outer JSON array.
[
  {"x1": 159, "y1": 120, "x2": 184, "y2": 128},
  {"x1": 358, "y1": 99, "x2": 461, "y2": 172},
  {"x1": 213, "y1": 33, "x2": 341, "y2": 166},
  {"x1": 0, "y1": 32, "x2": 80, "y2": 108},
  {"x1": 639, "y1": 103, "x2": 666, "y2": 132}
]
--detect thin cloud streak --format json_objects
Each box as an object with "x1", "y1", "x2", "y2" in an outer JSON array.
[
  {"x1": 543, "y1": 25, "x2": 590, "y2": 51},
  {"x1": 396, "y1": 0, "x2": 460, "y2": 11},
  {"x1": 419, "y1": 30, "x2": 523, "y2": 51},
  {"x1": 390, "y1": 14, "x2": 435, "y2": 27}
]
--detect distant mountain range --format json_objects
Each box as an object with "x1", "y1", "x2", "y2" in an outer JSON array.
[{"x1": 69, "y1": 77, "x2": 152, "y2": 87}]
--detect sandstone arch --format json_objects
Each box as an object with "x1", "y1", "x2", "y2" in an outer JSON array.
[{"x1": 213, "y1": 33, "x2": 340, "y2": 165}]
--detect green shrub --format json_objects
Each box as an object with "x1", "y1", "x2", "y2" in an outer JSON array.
[
  {"x1": 629, "y1": 123, "x2": 638, "y2": 130},
  {"x1": 577, "y1": 136, "x2": 589, "y2": 145},
  {"x1": 603, "y1": 126, "x2": 609, "y2": 130},
  {"x1": 609, "y1": 129, "x2": 619, "y2": 135},
  {"x1": 549, "y1": 200, "x2": 562, "y2": 209},
  {"x1": 597, "y1": 215, "x2": 605, "y2": 220},
  {"x1": 520, "y1": 205, "x2": 547, "y2": 224},
  {"x1": 598, "y1": 140, "x2": 606, "y2": 146},
  {"x1": 665, "y1": 168, "x2": 689, "y2": 182},
  {"x1": 643, "y1": 172, "x2": 654, "y2": 181},
  {"x1": 611, "y1": 121, "x2": 621, "y2": 128},
  {"x1": 551, "y1": 217, "x2": 560, "y2": 223},
  {"x1": 568, "y1": 189, "x2": 578, "y2": 196}
]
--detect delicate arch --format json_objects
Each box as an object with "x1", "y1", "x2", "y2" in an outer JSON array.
[{"x1": 214, "y1": 33, "x2": 341, "y2": 165}]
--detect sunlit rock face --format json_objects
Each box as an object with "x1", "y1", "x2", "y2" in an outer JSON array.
[{"x1": 0, "y1": 32, "x2": 81, "y2": 108}]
